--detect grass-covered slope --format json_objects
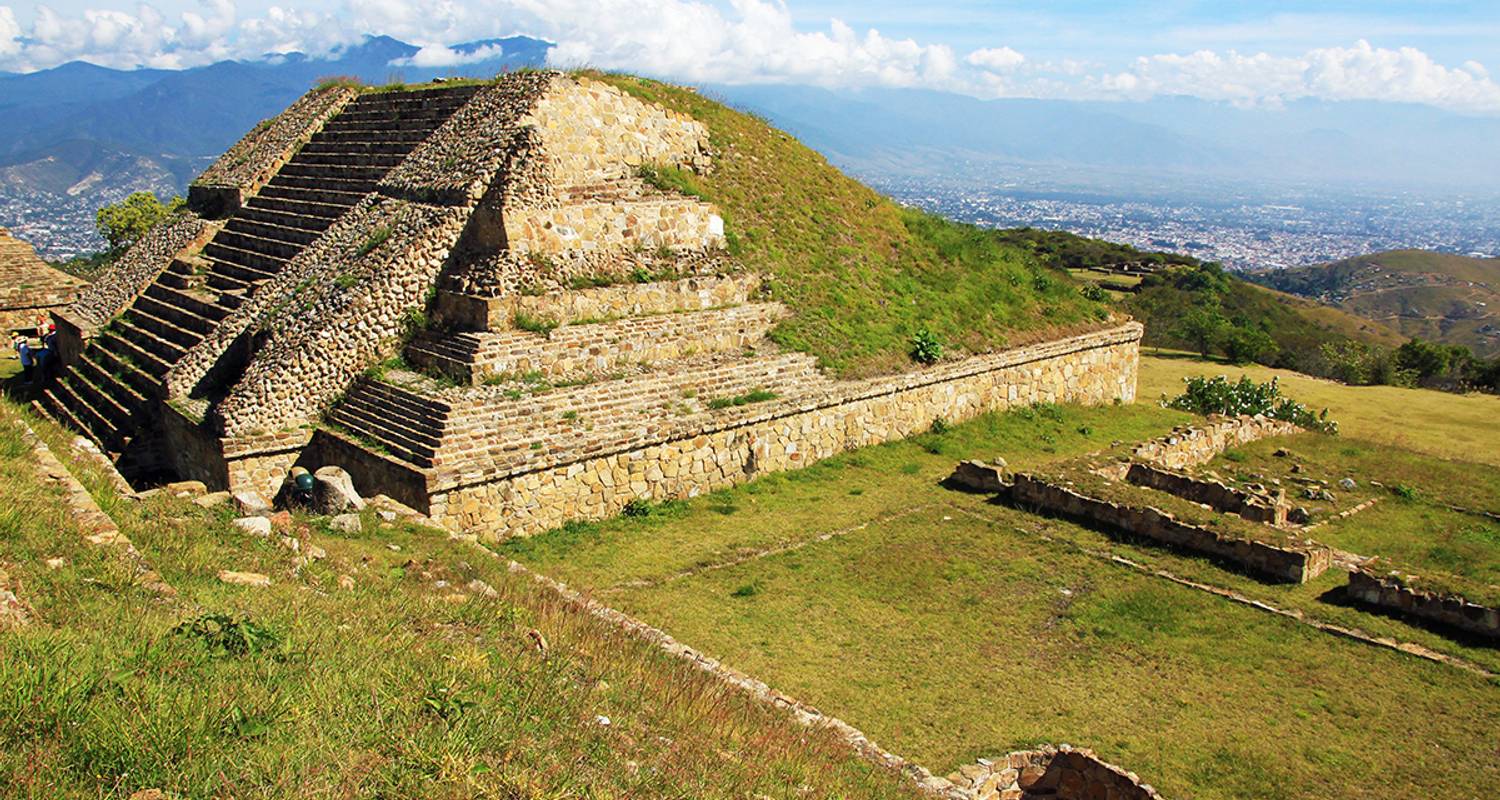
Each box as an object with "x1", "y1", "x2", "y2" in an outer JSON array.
[
  {"x1": 589, "y1": 73, "x2": 1110, "y2": 377},
  {"x1": 1251, "y1": 249, "x2": 1500, "y2": 357}
]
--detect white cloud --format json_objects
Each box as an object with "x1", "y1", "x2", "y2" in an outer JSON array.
[
  {"x1": 0, "y1": 2, "x2": 1497, "y2": 117},
  {"x1": 392, "y1": 43, "x2": 505, "y2": 67},
  {"x1": 967, "y1": 46, "x2": 1024, "y2": 72},
  {"x1": 1097, "y1": 40, "x2": 1500, "y2": 113}
]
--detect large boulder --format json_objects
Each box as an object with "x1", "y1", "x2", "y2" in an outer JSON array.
[{"x1": 314, "y1": 466, "x2": 366, "y2": 515}]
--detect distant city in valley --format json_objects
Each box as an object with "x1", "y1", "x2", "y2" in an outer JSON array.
[{"x1": 881, "y1": 173, "x2": 1500, "y2": 272}]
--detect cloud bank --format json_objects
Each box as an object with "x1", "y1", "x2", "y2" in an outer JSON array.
[{"x1": 1, "y1": 0, "x2": 1498, "y2": 114}]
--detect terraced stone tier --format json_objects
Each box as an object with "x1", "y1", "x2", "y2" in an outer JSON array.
[
  {"x1": 407, "y1": 302, "x2": 786, "y2": 384},
  {"x1": 39, "y1": 85, "x2": 482, "y2": 460}
]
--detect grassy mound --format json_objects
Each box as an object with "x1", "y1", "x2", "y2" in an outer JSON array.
[{"x1": 588, "y1": 72, "x2": 1110, "y2": 377}]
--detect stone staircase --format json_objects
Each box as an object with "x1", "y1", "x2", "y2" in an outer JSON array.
[
  {"x1": 37, "y1": 85, "x2": 482, "y2": 458},
  {"x1": 326, "y1": 285, "x2": 831, "y2": 482}
]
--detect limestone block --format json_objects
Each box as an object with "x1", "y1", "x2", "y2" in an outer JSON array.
[{"x1": 314, "y1": 466, "x2": 366, "y2": 514}]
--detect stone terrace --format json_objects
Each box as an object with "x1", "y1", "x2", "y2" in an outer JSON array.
[{"x1": 0, "y1": 227, "x2": 88, "y2": 334}]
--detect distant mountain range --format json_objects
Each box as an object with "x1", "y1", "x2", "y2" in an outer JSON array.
[
  {"x1": 1251, "y1": 250, "x2": 1500, "y2": 357},
  {"x1": 4, "y1": 33, "x2": 1500, "y2": 258}
]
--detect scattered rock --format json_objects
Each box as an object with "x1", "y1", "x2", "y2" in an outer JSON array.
[
  {"x1": 948, "y1": 459, "x2": 1008, "y2": 493},
  {"x1": 338, "y1": 574, "x2": 355, "y2": 590},
  {"x1": 305, "y1": 544, "x2": 327, "y2": 560},
  {"x1": 467, "y1": 578, "x2": 500, "y2": 598},
  {"x1": 377, "y1": 509, "x2": 398, "y2": 523},
  {"x1": 1289, "y1": 507, "x2": 1311, "y2": 525},
  {"x1": 278, "y1": 535, "x2": 301, "y2": 553},
  {"x1": 232, "y1": 516, "x2": 273, "y2": 537},
  {"x1": 1273, "y1": 448, "x2": 1291, "y2": 458},
  {"x1": 127, "y1": 790, "x2": 169, "y2": 800},
  {"x1": 1339, "y1": 477, "x2": 1357, "y2": 491},
  {"x1": 192, "y1": 491, "x2": 231, "y2": 508},
  {"x1": 314, "y1": 466, "x2": 366, "y2": 514},
  {"x1": 527, "y1": 628, "x2": 548, "y2": 653},
  {"x1": 233, "y1": 491, "x2": 272, "y2": 516},
  {"x1": 268, "y1": 510, "x2": 294, "y2": 530},
  {"x1": 330, "y1": 513, "x2": 363, "y2": 535},
  {"x1": 164, "y1": 480, "x2": 207, "y2": 498},
  {"x1": 387, "y1": 543, "x2": 402, "y2": 552},
  {"x1": 44, "y1": 556, "x2": 66, "y2": 569},
  {"x1": 1290, "y1": 463, "x2": 1304, "y2": 474},
  {"x1": 217, "y1": 570, "x2": 270, "y2": 587}
]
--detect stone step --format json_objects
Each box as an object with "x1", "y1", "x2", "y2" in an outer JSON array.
[
  {"x1": 321, "y1": 115, "x2": 462, "y2": 133},
  {"x1": 347, "y1": 86, "x2": 481, "y2": 106},
  {"x1": 203, "y1": 240, "x2": 289, "y2": 274},
  {"x1": 87, "y1": 345, "x2": 160, "y2": 399},
  {"x1": 310, "y1": 128, "x2": 431, "y2": 146},
  {"x1": 37, "y1": 388, "x2": 103, "y2": 451},
  {"x1": 331, "y1": 399, "x2": 445, "y2": 448},
  {"x1": 144, "y1": 283, "x2": 231, "y2": 322},
  {"x1": 97, "y1": 333, "x2": 171, "y2": 378},
  {"x1": 263, "y1": 173, "x2": 378, "y2": 195},
  {"x1": 345, "y1": 379, "x2": 453, "y2": 425},
  {"x1": 274, "y1": 163, "x2": 391, "y2": 183},
  {"x1": 224, "y1": 217, "x2": 322, "y2": 247},
  {"x1": 133, "y1": 293, "x2": 217, "y2": 335},
  {"x1": 77, "y1": 354, "x2": 148, "y2": 410},
  {"x1": 255, "y1": 184, "x2": 368, "y2": 209},
  {"x1": 64, "y1": 367, "x2": 135, "y2": 430},
  {"x1": 125, "y1": 307, "x2": 205, "y2": 351},
  {"x1": 328, "y1": 404, "x2": 442, "y2": 459},
  {"x1": 50, "y1": 376, "x2": 126, "y2": 451},
  {"x1": 234, "y1": 205, "x2": 336, "y2": 233},
  {"x1": 284, "y1": 150, "x2": 407, "y2": 169},
  {"x1": 113, "y1": 318, "x2": 187, "y2": 364},
  {"x1": 244, "y1": 194, "x2": 354, "y2": 220},
  {"x1": 298, "y1": 140, "x2": 417, "y2": 158},
  {"x1": 204, "y1": 269, "x2": 259, "y2": 295},
  {"x1": 212, "y1": 229, "x2": 304, "y2": 261}
]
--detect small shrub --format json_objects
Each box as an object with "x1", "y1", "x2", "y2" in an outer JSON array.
[
  {"x1": 622, "y1": 498, "x2": 653, "y2": 518},
  {"x1": 422, "y1": 680, "x2": 476, "y2": 724},
  {"x1": 1080, "y1": 282, "x2": 1107, "y2": 302},
  {"x1": 929, "y1": 417, "x2": 951, "y2": 435},
  {"x1": 910, "y1": 329, "x2": 944, "y2": 365},
  {"x1": 1223, "y1": 449, "x2": 1247, "y2": 463},
  {"x1": 1390, "y1": 484, "x2": 1420, "y2": 501},
  {"x1": 1164, "y1": 375, "x2": 1338, "y2": 435},
  {"x1": 173, "y1": 613, "x2": 282, "y2": 658},
  {"x1": 706, "y1": 389, "x2": 778, "y2": 410},
  {"x1": 731, "y1": 582, "x2": 760, "y2": 598}
]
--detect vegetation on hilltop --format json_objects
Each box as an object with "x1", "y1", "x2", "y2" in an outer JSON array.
[
  {"x1": 1250, "y1": 249, "x2": 1500, "y2": 359},
  {"x1": 587, "y1": 72, "x2": 1110, "y2": 377}
]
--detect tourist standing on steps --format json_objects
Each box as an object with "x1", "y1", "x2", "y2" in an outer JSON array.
[
  {"x1": 41, "y1": 324, "x2": 58, "y2": 380},
  {"x1": 14, "y1": 335, "x2": 35, "y2": 384}
]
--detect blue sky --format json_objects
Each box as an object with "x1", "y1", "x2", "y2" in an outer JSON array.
[{"x1": 3, "y1": 0, "x2": 1499, "y2": 113}]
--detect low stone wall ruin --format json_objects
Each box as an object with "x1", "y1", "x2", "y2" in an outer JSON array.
[
  {"x1": 1132, "y1": 416, "x2": 1301, "y2": 470},
  {"x1": 434, "y1": 273, "x2": 759, "y2": 331},
  {"x1": 1008, "y1": 473, "x2": 1329, "y2": 583},
  {"x1": 427, "y1": 323, "x2": 1141, "y2": 538},
  {"x1": 505, "y1": 196, "x2": 724, "y2": 255},
  {"x1": 1347, "y1": 568, "x2": 1500, "y2": 639},
  {"x1": 949, "y1": 746, "x2": 1162, "y2": 800},
  {"x1": 1125, "y1": 463, "x2": 1287, "y2": 526},
  {"x1": 65, "y1": 213, "x2": 215, "y2": 332}
]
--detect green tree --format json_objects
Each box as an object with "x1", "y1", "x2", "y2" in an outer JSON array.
[
  {"x1": 95, "y1": 192, "x2": 183, "y2": 252},
  {"x1": 1174, "y1": 306, "x2": 1228, "y2": 359},
  {"x1": 1220, "y1": 324, "x2": 1278, "y2": 365}
]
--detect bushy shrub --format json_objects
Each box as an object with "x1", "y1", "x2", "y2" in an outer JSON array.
[
  {"x1": 909, "y1": 328, "x2": 944, "y2": 365},
  {"x1": 1164, "y1": 375, "x2": 1337, "y2": 434}
]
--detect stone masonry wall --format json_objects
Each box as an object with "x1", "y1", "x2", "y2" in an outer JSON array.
[
  {"x1": 1008, "y1": 473, "x2": 1329, "y2": 583},
  {"x1": 0, "y1": 228, "x2": 88, "y2": 331},
  {"x1": 949, "y1": 746, "x2": 1162, "y2": 800},
  {"x1": 1131, "y1": 416, "x2": 1302, "y2": 470},
  {"x1": 427, "y1": 323, "x2": 1141, "y2": 538},
  {"x1": 189, "y1": 84, "x2": 358, "y2": 217},
  {"x1": 215, "y1": 198, "x2": 472, "y2": 438},
  {"x1": 65, "y1": 213, "x2": 216, "y2": 331},
  {"x1": 1347, "y1": 568, "x2": 1500, "y2": 639},
  {"x1": 504, "y1": 196, "x2": 725, "y2": 255},
  {"x1": 1125, "y1": 463, "x2": 1287, "y2": 526},
  {"x1": 525, "y1": 76, "x2": 712, "y2": 187}
]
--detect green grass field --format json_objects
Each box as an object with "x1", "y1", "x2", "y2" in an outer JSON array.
[
  {"x1": 0, "y1": 391, "x2": 917, "y2": 799},
  {"x1": 505, "y1": 353, "x2": 1500, "y2": 799}
]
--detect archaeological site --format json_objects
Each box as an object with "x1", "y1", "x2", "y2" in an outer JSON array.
[
  {"x1": 0, "y1": 226, "x2": 88, "y2": 334},
  {"x1": 34, "y1": 72, "x2": 1142, "y2": 541}
]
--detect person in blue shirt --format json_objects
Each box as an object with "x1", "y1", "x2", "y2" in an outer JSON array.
[{"x1": 13, "y1": 335, "x2": 34, "y2": 384}]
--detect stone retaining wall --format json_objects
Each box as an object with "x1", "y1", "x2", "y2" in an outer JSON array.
[
  {"x1": 505, "y1": 196, "x2": 724, "y2": 255},
  {"x1": 66, "y1": 213, "x2": 215, "y2": 331},
  {"x1": 949, "y1": 747, "x2": 1162, "y2": 800},
  {"x1": 435, "y1": 273, "x2": 758, "y2": 330},
  {"x1": 1132, "y1": 416, "x2": 1301, "y2": 470},
  {"x1": 1125, "y1": 463, "x2": 1287, "y2": 526},
  {"x1": 526, "y1": 76, "x2": 712, "y2": 187},
  {"x1": 190, "y1": 84, "x2": 358, "y2": 217},
  {"x1": 1008, "y1": 473, "x2": 1329, "y2": 583},
  {"x1": 427, "y1": 323, "x2": 1141, "y2": 538},
  {"x1": 1347, "y1": 568, "x2": 1500, "y2": 639}
]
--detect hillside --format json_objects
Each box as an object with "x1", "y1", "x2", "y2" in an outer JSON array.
[
  {"x1": 588, "y1": 73, "x2": 1109, "y2": 377},
  {"x1": 1251, "y1": 249, "x2": 1500, "y2": 357}
]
